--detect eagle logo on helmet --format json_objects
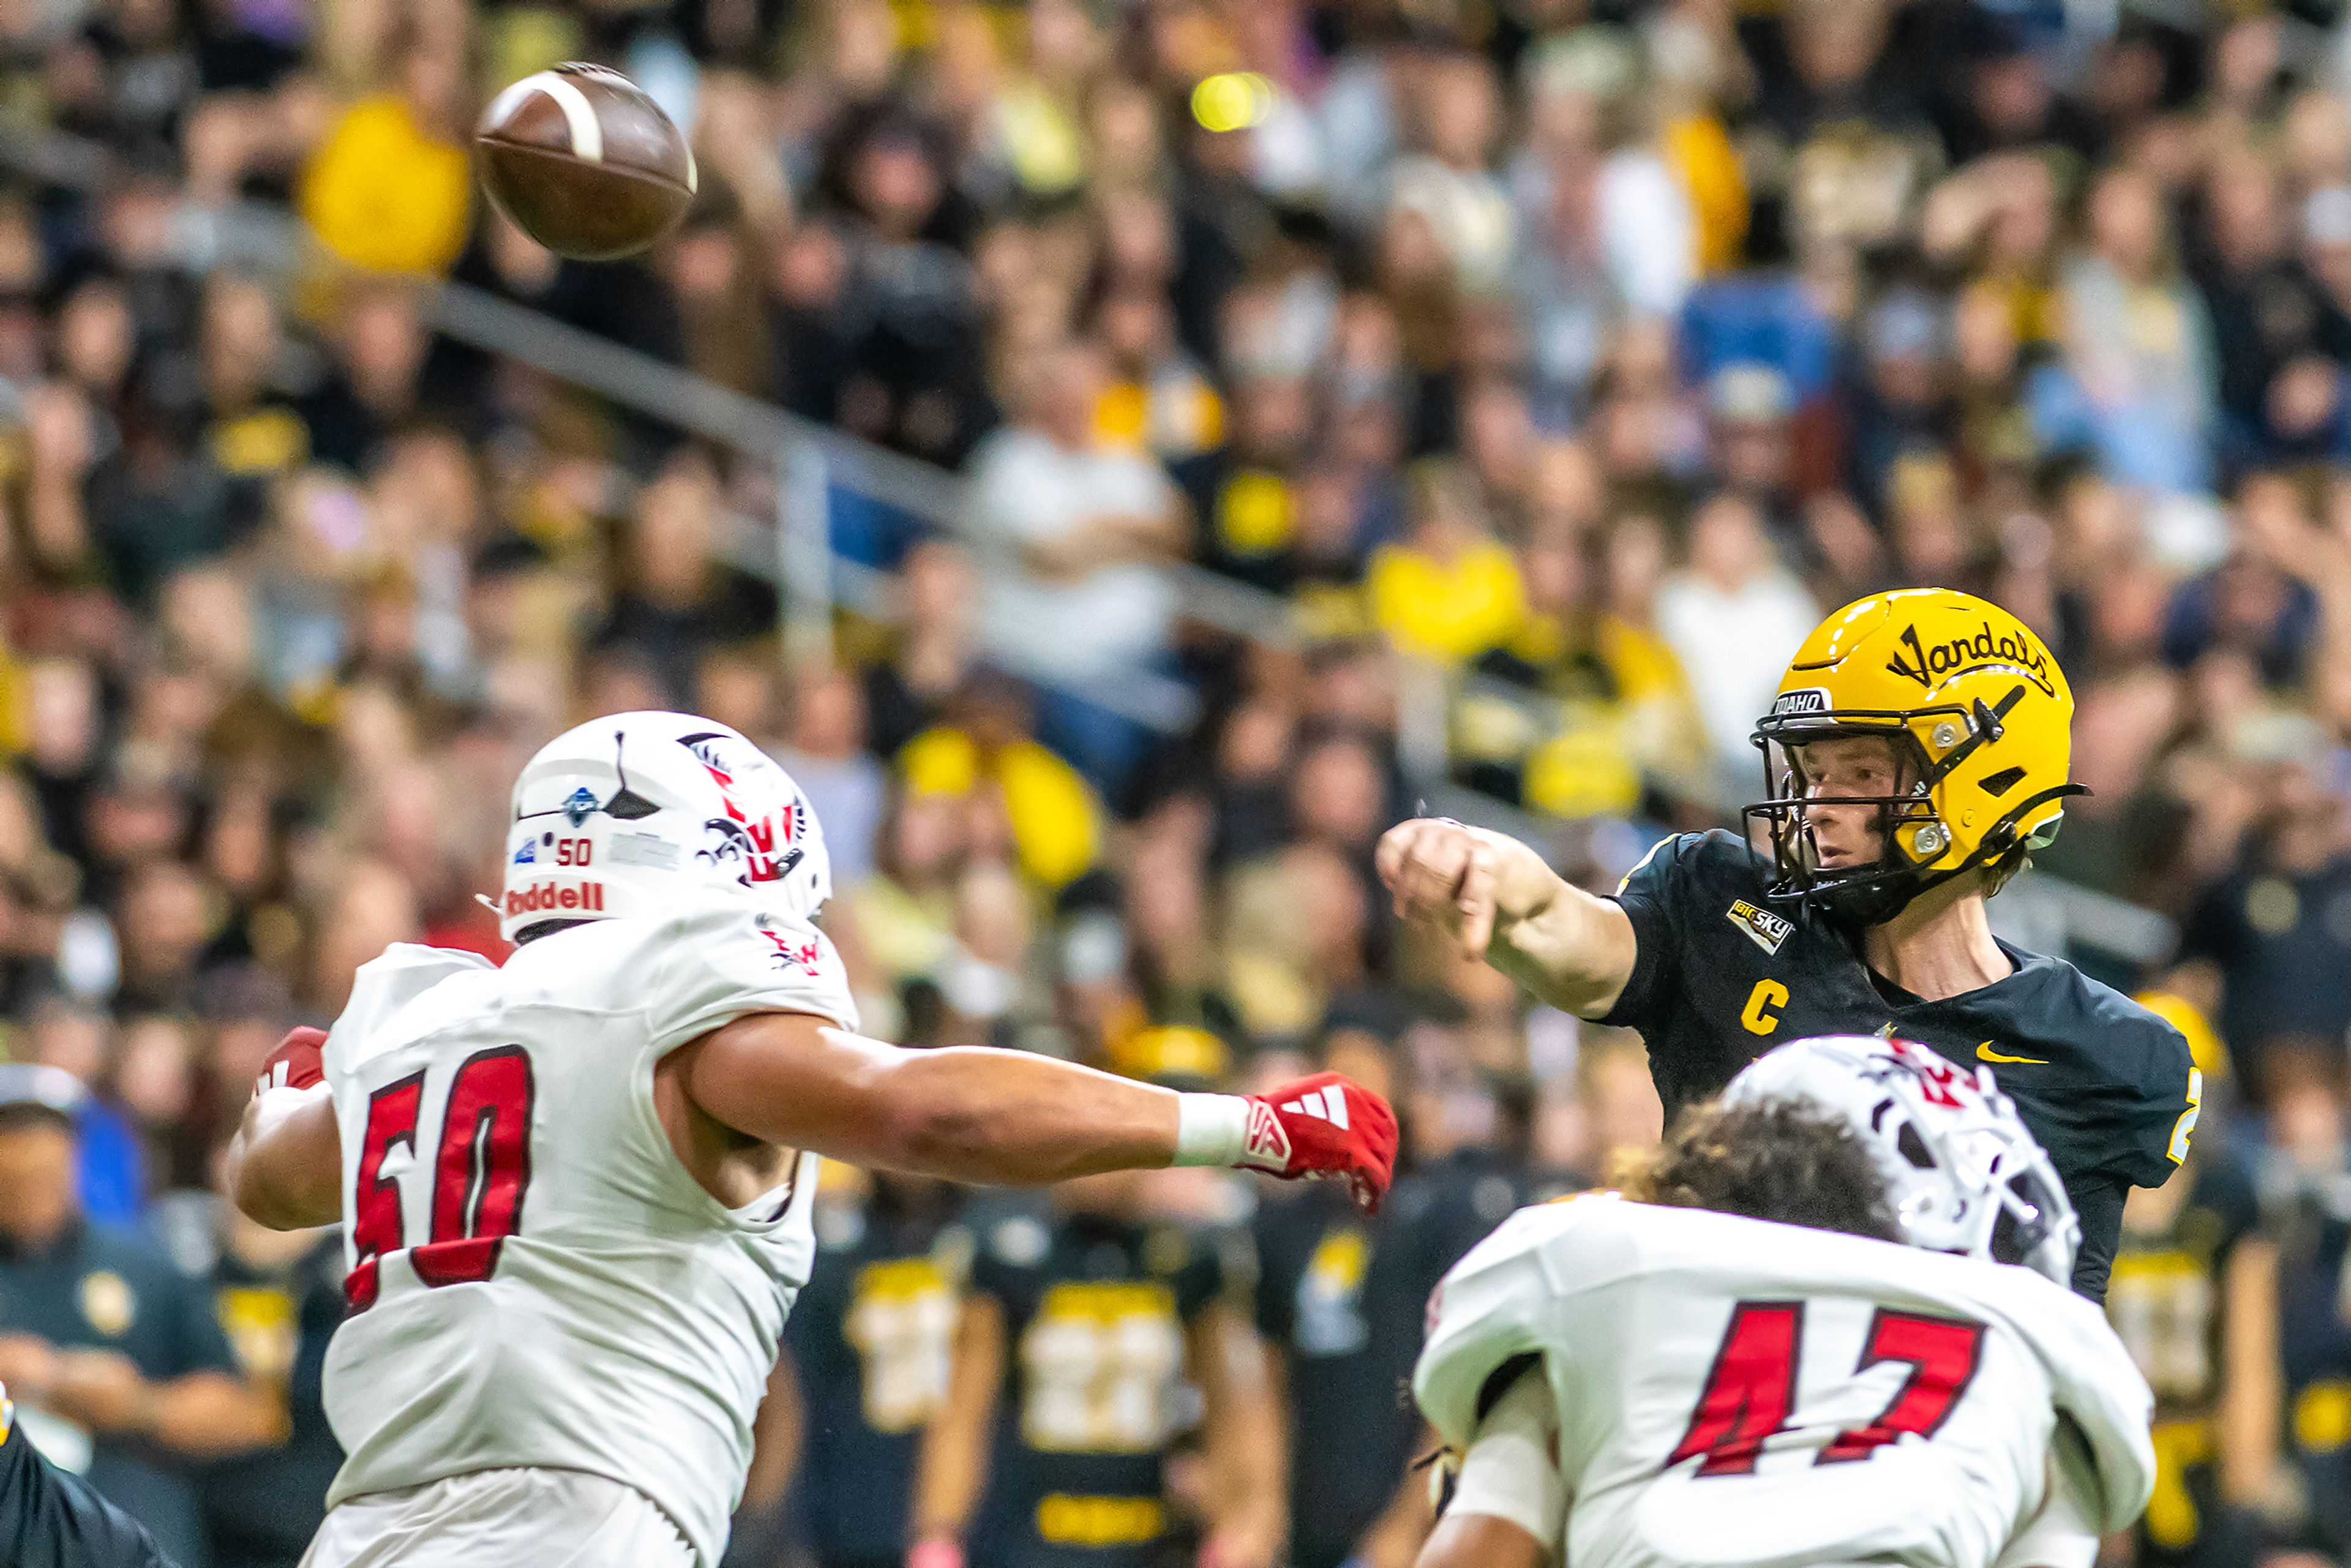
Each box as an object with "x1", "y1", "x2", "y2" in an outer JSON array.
[
  {"x1": 698, "y1": 818, "x2": 806, "y2": 886},
  {"x1": 679, "y1": 732, "x2": 805, "y2": 887},
  {"x1": 500, "y1": 713, "x2": 831, "y2": 944},
  {"x1": 1861, "y1": 1037, "x2": 1970, "y2": 1111}
]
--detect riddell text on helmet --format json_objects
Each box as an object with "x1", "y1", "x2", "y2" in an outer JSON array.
[{"x1": 504, "y1": 880, "x2": 607, "y2": 917}]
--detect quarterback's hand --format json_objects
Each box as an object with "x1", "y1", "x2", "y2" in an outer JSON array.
[
  {"x1": 1231, "y1": 1073, "x2": 1399, "y2": 1212},
  {"x1": 1376, "y1": 818, "x2": 1554, "y2": 959},
  {"x1": 255, "y1": 1027, "x2": 328, "y2": 1098}
]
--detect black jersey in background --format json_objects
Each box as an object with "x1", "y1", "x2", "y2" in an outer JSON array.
[
  {"x1": 1254, "y1": 1155, "x2": 1518, "y2": 1568},
  {"x1": 782, "y1": 1179, "x2": 970, "y2": 1568},
  {"x1": 194, "y1": 1232, "x2": 345, "y2": 1568},
  {"x1": 2105, "y1": 1152, "x2": 2263, "y2": 1568},
  {"x1": 1602, "y1": 829, "x2": 2197, "y2": 1300},
  {"x1": 0, "y1": 1220, "x2": 242, "y2": 1566},
  {"x1": 966, "y1": 1202, "x2": 1237, "y2": 1568},
  {"x1": 2277, "y1": 1189, "x2": 2351, "y2": 1560}
]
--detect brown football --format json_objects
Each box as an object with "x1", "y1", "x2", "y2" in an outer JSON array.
[{"x1": 474, "y1": 63, "x2": 697, "y2": 262}]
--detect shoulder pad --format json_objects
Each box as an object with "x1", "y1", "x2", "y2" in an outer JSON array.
[
  {"x1": 1414, "y1": 1194, "x2": 1632, "y2": 1446},
  {"x1": 2040, "y1": 1294, "x2": 2157, "y2": 1531},
  {"x1": 1966, "y1": 1265, "x2": 2156, "y2": 1532},
  {"x1": 640, "y1": 895, "x2": 860, "y2": 1049},
  {"x1": 329, "y1": 944, "x2": 495, "y2": 1070}
]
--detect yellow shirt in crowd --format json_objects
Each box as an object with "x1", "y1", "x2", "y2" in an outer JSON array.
[
  {"x1": 301, "y1": 95, "x2": 472, "y2": 276},
  {"x1": 1367, "y1": 539, "x2": 1527, "y2": 666}
]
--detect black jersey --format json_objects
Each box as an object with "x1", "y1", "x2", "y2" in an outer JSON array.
[
  {"x1": 784, "y1": 1190, "x2": 970, "y2": 1568},
  {"x1": 1254, "y1": 1187, "x2": 1411, "y2": 1568},
  {"x1": 0, "y1": 1400, "x2": 176, "y2": 1568},
  {"x1": 2279, "y1": 1198, "x2": 2351, "y2": 1558},
  {"x1": 967, "y1": 1205, "x2": 1237, "y2": 1568},
  {"x1": 2106, "y1": 1155, "x2": 2263, "y2": 1567},
  {"x1": 1253, "y1": 1155, "x2": 1522, "y2": 1568},
  {"x1": 1601, "y1": 829, "x2": 2199, "y2": 1300},
  {"x1": 197, "y1": 1233, "x2": 345, "y2": 1568}
]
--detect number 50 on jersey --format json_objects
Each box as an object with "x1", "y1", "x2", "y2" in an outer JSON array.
[{"x1": 347, "y1": 1047, "x2": 538, "y2": 1311}]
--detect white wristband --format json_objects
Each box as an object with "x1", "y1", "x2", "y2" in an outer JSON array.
[
  {"x1": 1450, "y1": 1365, "x2": 1565, "y2": 1550},
  {"x1": 1173, "y1": 1093, "x2": 1250, "y2": 1168}
]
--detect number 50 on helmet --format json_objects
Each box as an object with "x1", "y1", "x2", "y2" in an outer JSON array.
[
  {"x1": 497, "y1": 711, "x2": 831, "y2": 945},
  {"x1": 1745, "y1": 589, "x2": 2085, "y2": 926}
]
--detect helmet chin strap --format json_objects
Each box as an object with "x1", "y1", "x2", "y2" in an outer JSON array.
[{"x1": 1823, "y1": 781, "x2": 2093, "y2": 928}]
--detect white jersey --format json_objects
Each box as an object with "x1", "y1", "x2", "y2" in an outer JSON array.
[
  {"x1": 1415, "y1": 1196, "x2": 2155, "y2": 1568},
  {"x1": 317, "y1": 893, "x2": 858, "y2": 1567}
]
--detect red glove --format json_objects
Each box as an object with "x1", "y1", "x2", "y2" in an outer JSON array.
[
  {"x1": 1234, "y1": 1071, "x2": 1400, "y2": 1213},
  {"x1": 255, "y1": 1027, "x2": 328, "y2": 1097}
]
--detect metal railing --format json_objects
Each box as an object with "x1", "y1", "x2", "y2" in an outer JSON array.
[
  {"x1": 8, "y1": 127, "x2": 1237, "y2": 732},
  {"x1": 0, "y1": 122, "x2": 2178, "y2": 969}
]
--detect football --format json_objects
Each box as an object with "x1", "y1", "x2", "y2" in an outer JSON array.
[{"x1": 474, "y1": 63, "x2": 697, "y2": 261}]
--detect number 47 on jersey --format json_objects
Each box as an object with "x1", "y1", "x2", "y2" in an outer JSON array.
[{"x1": 1670, "y1": 1300, "x2": 1986, "y2": 1474}]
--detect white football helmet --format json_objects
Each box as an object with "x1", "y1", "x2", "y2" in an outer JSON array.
[
  {"x1": 497, "y1": 711, "x2": 831, "y2": 944},
  {"x1": 1723, "y1": 1034, "x2": 2080, "y2": 1285}
]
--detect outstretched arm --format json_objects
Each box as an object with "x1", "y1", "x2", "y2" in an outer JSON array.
[
  {"x1": 1376, "y1": 819, "x2": 1638, "y2": 1018},
  {"x1": 679, "y1": 1019, "x2": 1174, "y2": 1182},
  {"x1": 228, "y1": 1012, "x2": 1400, "y2": 1226},
  {"x1": 672, "y1": 1014, "x2": 1398, "y2": 1203}
]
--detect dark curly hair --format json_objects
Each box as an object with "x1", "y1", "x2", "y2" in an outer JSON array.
[{"x1": 1622, "y1": 1100, "x2": 1901, "y2": 1245}]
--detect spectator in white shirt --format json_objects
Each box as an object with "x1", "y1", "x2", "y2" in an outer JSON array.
[
  {"x1": 1656, "y1": 492, "x2": 1822, "y2": 783},
  {"x1": 964, "y1": 339, "x2": 1189, "y2": 796},
  {"x1": 768, "y1": 663, "x2": 887, "y2": 889}
]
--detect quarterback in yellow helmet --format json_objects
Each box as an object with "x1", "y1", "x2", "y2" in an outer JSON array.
[{"x1": 1376, "y1": 588, "x2": 2199, "y2": 1301}]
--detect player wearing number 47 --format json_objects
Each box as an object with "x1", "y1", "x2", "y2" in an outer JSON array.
[
  {"x1": 1415, "y1": 1034, "x2": 2156, "y2": 1568},
  {"x1": 1377, "y1": 588, "x2": 2199, "y2": 1303},
  {"x1": 224, "y1": 710, "x2": 1398, "y2": 1568}
]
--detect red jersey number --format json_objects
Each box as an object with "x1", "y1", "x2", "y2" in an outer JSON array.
[
  {"x1": 1668, "y1": 1300, "x2": 1985, "y2": 1475},
  {"x1": 344, "y1": 1048, "x2": 538, "y2": 1311}
]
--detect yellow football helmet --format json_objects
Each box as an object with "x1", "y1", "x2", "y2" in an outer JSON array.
[{"x1": 1745, "y1": 589, "x2": 2082, "y2": 925}]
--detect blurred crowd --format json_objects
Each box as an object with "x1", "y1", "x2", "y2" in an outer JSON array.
[{"x1": 12, "y1": 0, "x2": 2351, "y2": 1564}]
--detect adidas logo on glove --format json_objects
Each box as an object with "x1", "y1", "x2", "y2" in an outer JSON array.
[{"x1": 1278, "y1": 1086, "x2": 1351, "y2": 1128}]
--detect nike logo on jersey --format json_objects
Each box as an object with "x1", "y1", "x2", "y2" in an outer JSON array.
[
  {"x1": 1280, "y1": 1086, "x2": 1351, "y2": 1128},
  {"x1": 1976, "y1": 1041, "x2": 2049, "y2": 1066}
]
